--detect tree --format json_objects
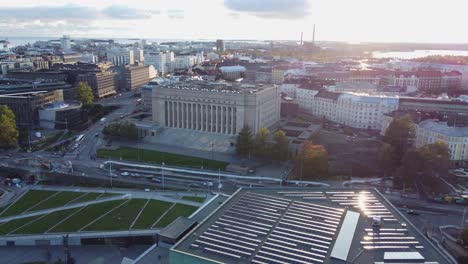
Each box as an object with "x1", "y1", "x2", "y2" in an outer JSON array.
[
  {"x1": 462, "y1": 227, "x2": 468, "y2": 246},
  {"x1": 399, "y1": 148, "x2": 425, "y2": 186},
  {"x1": 235, "y1": 126, "x2": 253, "y2": 157},
  {"x1": 420, "y1": 140, "x2": 450, "y2": 178},
  {"x1": 76, "y1": 82, "x2": 94, "y2": 106},
  {"x1": 272, "y1": 130, "x2": 289, "y2": 160},
  {"x1": 384, "y1": 115, "x2": 416, "y2": 165},
  {"x1": 378, "y1": 143, "x2": 398, "y2": 177},
  {"x1": 103, "y1": 121, "x2": 138, "y2": 140},
  {"x1": 0, "y1": 105, "x2": 19, "y2": 148},
  {"x1": 296, "y1": 140, "x2": 329, "y2": 180},
  {"x1": 253, "y1": 127, "x2": 270, "y2": 158}
]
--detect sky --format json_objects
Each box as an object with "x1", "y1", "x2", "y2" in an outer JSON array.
[{"x1": 0, "y1": 0, "x2": 467, "y2": 43}]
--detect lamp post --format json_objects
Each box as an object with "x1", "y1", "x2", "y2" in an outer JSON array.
[
  {"x1": 162, "y1": 162, "x2": 165, "y2": 192},
  {"x1": 108, "y1": 157, "x2": 113, "y2": 188},
  {"x1": 461, "y1": 207, "x2": 467, "y2": 228}
]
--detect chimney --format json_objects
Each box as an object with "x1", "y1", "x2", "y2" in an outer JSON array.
[
  {"x1": 300, "y1": 32, "x2": 303, "y2": 45},
  {"x1": 312, "y1": 24, "x2": 316, "y2": 44}
]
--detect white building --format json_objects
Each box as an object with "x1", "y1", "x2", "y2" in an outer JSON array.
[
  {"x1": 416, "y1": 119, "x2": 468, "y2": 161},
  {"x1": 335, "y1": 93, "x2": 399, "y2": 130},
  {"x1": 60, "y1": 35, "x2": 71, "y2": 51},
  {"x1": 0, "y1": 40, "x2": 10, "y2": 52},
  {"x1": 148, "y1": 65, "x2": 157, "y2": 79},
  {"x1": 107, "y1": 47, "x2": 134, "y2": 66},
  {"x1": 133, "y1": 48, "x2": 144, "y2": 63},
  {"x1": 165, "y1": 52, "x2": 175, "y2": 73},
  {"x1": 284, "y1": 83, "x2": 399, "y2": 130},
  {"x1": 145, "y1": 51, "x2": 174, "y2": 75},
  {"x1": 80, "y1": 53, "x2": 97, "y2": 64},
  {"x1": 174, "y1": 54, "x2": 203, "y2": 70}
]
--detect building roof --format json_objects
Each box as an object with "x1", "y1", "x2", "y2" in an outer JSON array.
[
  {"x1": 159, "y1": 217, "x2": 197, "y2": 242},
  {"x1": 171, "y1": 188, "x2": 448, "y2": 264},
  {"x1": 340, "y1": 92, "x2": 399, "y2": 104},
  {"x1": 419, "y1": 119, "x2": 468, "y2": 137},
  {"x1": 219, "y1": 65, "x2": 246, "y2": 73},
  {"x1": 315, "y1": 89, "x2": 341, "y2": 100},
  {"x1": 41, "y1": 101, "x2": 81, "y2": 111}
]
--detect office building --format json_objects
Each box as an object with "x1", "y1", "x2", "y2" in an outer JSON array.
[
  {"x1": 60, "y1": 35, "x2": 71, "y2": 51},
  {"x1": 290, "y1": 87, "x2": 399, "y2": 130},
  {"x1": 381, "y1": 70, "x2": 462, "y2": 93},
  {"x1": 133, "y1": 48, "x2": 144, "y2": 63},
  {"x1": 0, "y1": 79, "x2": 76, "y2": 101},
  {"x1": 219, "y1": 66, "x2": 246, "y2": 81},
  {"x1": 165, "y1": 52, "x2": 175, "y2": 73},
  {"x1": 0, "y1": 90, "x2": 62, "y2": 129},
  {"x1": 76, "y1": 72, "x2": 117, "y2": 99},
  {"x1": 170, "y1": 187, "x2": 449, "y2": 264},
  {"x1": 272, "y1": 65, "x2": 289, "y2": 84},
  {"x1": 39, "y1": 101, "x2": 82, "y2": 129},
  {"x1": 124, "y1": 64, "x2": 151, "y2": 91},
  {"x1": 107, "y1": 47, "x2": 134, "y2": 66},
  {"x1": 144, "y1": 51, "x2": 175, "y2": 75},
  {"x1": 399, "y1": 97, "x2": 468, "y2": 114},
  {"x1": 0, "y1": 61, "x2": 34, "y2": 75},
  {"x1": 61, "y1": 53, "x2": 82, "y2": 64},
  {"x1": 151, "y1": 80, "x2": 280, "y2": 135},
  {"x1": 216, "y1": 39, "x2": 225, "y2": 52}
]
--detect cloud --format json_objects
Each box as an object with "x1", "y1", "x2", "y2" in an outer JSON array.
[
  {"x1": 0, "y1": 4, "x2": 158, "y2": 22},
  {"x1": 224, "y1": 0, "x2": 310, "y2": 19},
  {"x1": 102, "y1": 5, "x2": 159, "y2": 20},
  {"x1": 168, "y1": 9, "x2": 184, "y2": 19},
  {"x1": 0, "y1": 5, "x2": 99, "y2": 21}
]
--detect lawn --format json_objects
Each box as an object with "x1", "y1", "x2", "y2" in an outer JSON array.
[
  {"x1": 132, "y1": 200, "x2": 174, "y2": 229},
  {"x1": 50, "y1": 200, "x2": 125, "y2": 233},
  {"x1": 97, "y1": 147, "x2": 228, "y2": 170},
  {"x1": 28, "y1": 192, "x2": 85, "y2": 212},
  {"x1": 98, "y1": 193, "x2": 120, "y2": 199},
  {"x1": 68, "y1": 192, "x2": 102, "y2": 204},
  {"x1": 13, "y1": 208, "x2": 79, "y2": 234},
  {"x1": 84, "y1": 199, "x2": 147, "y2": 231},
  {"x1": 0, "y1": 216, "x2": 38, "y2": 235},
  {"x1": 0, "y1": 190, "x2": 57, "y2": 217},
  {"x1": 182, "y1": 196, "x2": 206, "y2": 203},
  {"x1": 154, "y1": 204, "x2": 198, "y2": 228}
]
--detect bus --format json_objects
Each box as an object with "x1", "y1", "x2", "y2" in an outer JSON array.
[{"x1": 75, "y1": 134, "x2": 85, "y2": 143}]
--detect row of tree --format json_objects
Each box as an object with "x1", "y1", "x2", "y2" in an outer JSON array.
[
  {"x1": 102, "y1": 120, "x2": 138, "y2": 140},
  {"x1": 379, "y1": 115, "x2": 450, "y2": 186},
  {"x1": 0, "y1": 105, "x2": 19, "y2": 148},
  {"x1": 235, "y1": 126, "x2": 289, "y2": 160}
]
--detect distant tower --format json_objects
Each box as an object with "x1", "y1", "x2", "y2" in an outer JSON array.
[
  {"x1": 216, "y1": 39, "x2": 225, "y2": 53},
  {"x1": 312, "y1": 24, "x2": 316, "y2": 44},
  {"x1": 300, "y1": 32, "x2": 303, "y2": 45},
  {"x1": 60, "y1": 35, "x2": 71, "y2": 51}
]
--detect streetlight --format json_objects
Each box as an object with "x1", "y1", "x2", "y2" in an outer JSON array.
[
  {"x1": 218, "y1": 169, "x2": 222, "y2": 192},
  {"x1": 108, "y1": 157, "x2": 113, "y2": 188},
  {"x1": 161, "y1": 161, "x2": 165, "y2": 192},
  {"x1": 461, "y1": 207, "x2": 467, "y2": 228},
  {"x1": 211, "y1": 142, "x2": 214, "y2": 160}
]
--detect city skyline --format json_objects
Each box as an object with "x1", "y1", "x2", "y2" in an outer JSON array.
[{"x1": 1, "y1": 0, "x2": 468, "y2": 43}]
